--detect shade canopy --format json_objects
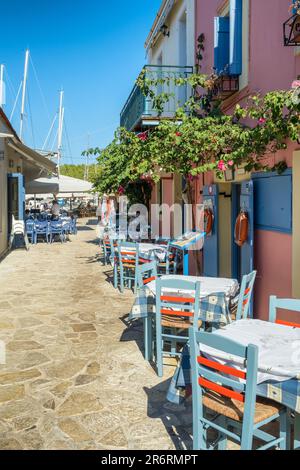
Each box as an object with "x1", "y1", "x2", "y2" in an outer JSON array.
[{"x1": 26, "y1": 175, "x2": 93, "y2": 196}]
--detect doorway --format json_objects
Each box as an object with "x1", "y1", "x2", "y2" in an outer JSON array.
[
  {"x1": 7, "y1": 174, "x2": 25, "y2": 234},
  {"x1": 203, "y1": 180, "x2": 253, "y2": 283},
  {"x1": 231, "y1": 183, "x2": 242, "y2": 281}
]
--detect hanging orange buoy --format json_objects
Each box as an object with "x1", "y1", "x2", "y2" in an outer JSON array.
[
  {"x1": 234, "y1": 211, "x2": 249, "y2": 247},
  {"x1": 204, "y1": 208, "x2": 214, "y2": 236}
]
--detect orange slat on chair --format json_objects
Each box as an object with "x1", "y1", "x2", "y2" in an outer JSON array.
[
  {"x1": 276, "y1": 319, "x2": 300, "y2": 328},
  {"x1": 121, "y1": 259, "x2": 136, "y2": 264},
  {"x1": 161, "y1": 296, "x2": 195, "y2": 304},
  {"x1": 139, "y1": 258, "x2": 151, "y2": 264},
  {"x1": 198, "y1": 356, "x2": 246, "y2": 379},
  {"x1": 244, "y1": 287, "x2": 251, "y2": 295},
  {"x1": 121, "y1": 251, "x2": 136, "y2": 256},
  {"x1": 199, "y1": 377, "x2": 245, "y2": 402},
  {"x1": 161, "y1": 308, "x2": 193, "y2": 318},
  {"x1": 143, "y1": 276, "x2": 156, "y2": 285}
]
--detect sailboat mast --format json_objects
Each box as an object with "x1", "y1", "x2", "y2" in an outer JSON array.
[
  {"x1": 0, "y1": 65, "x2": 5, "y2": 108},
  {"x1": 20, "y1": 49, "x2": 29, "y2": 141},
  {"x1": 57, "y1": 89, "x2": 64, "y2": 176}
]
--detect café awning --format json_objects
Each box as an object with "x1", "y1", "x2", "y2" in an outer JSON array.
[{"x1": 26, "y1": 175, "x2": 93, "y2": 196}]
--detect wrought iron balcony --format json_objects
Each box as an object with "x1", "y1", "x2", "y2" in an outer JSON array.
[{"x1": 120, "y1": 65, "x2": 193, "y2": 131}]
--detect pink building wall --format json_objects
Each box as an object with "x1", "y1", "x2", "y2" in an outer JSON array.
[
  {"x1": 254, "y1": 230, "x2": 293, "y2": 321},
  {"x1": 195, "y1": 0, "x2": 300, "y2": 319},
  {"x1": 196, "y1": 0, "x2": 300, "y2": 95}
]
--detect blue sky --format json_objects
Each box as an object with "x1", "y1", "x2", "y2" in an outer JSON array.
[{"x1": 0, "y1": 0, "x2": 162, "y2": 164}]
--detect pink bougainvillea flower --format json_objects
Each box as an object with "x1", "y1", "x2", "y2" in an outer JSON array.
[
  {"x1": 117, "y1": 185, "x2": 125, "y2": 195},
  {"x1": 175, "y1": 132, "x2": 182, "y2": 137},
  {"x1": 187, "y1": 174, "x2": 196, "y2": 182},
  {"x1": 258, "y1": 117, "x2": 266, "y2": 125},
  {"x1": 228, "y1": 160, "x2": 234, "y2": 167},
  {"x1": 292, "y1": 80, "x2": 300, "y2": 89},
  {"x1": 217, "y1": 160, "x2": 226, "y2": 171},
  {"x1": 137, "y1": 132, "x2": 147, "y2": 141}
]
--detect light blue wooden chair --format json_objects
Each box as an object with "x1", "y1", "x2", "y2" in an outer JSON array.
[
  {"x1": 235, "y1": 270, "x2": 257, "y2": 320},
  {"x1": 155, "y1": 277, "x2": 201, "y2": 377},
  {"x1": 189, "y1": 328, "x2": 288, "y2": 450},
  {"x1": 108, "y1": 239, "x2": 118, "y2": 288},
  {"x1": 118, "y1": 241, "x2": 139, "y2": 294},
  {"x1": 157, "y1": 242, "x2": 178, "y2": 275},
  {"x1": 25, "y1": 219, "x2": 36, "y2": 244},
  {"x1": 102, "y1": 237, "x2": 113, "y2": 266},
  {"x1": 137, "y1": 261, "x2": 158, "y2": 361},
  {"x1": 269, "y1": 296, "x2": 300, "y2": 327}
]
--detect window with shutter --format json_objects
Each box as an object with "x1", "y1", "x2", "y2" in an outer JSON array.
[
  {"x1": 214, "y1": 16, "x2": 230, "y2": 75},
  {"x1": 229, "y1": 0, "x2": 243, "y2": 75}
]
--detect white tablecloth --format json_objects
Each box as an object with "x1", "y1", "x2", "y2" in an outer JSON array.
[
  {"x1": 138, "y1": 243, "x2": 168, "y2": 262},
  {"x1": 201, "y1": 319, "x2": 300, "y2": 384},
  {"x1": 147, "y1": 275, "x2": 239, "y2": 299}
]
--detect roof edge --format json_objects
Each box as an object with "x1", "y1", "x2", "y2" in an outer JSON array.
[{"x1": 145, "y1": 0, "x2": 169, "y2": 50}]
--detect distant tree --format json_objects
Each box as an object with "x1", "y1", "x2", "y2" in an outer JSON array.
[{"x1": 60, "y1": 164, "x2": 99, "y2": 182}]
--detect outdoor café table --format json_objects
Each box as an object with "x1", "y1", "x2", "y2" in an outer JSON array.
[
  {"x1": 138, "y1": 243, "x2": 168, "y2": 262},
  {"x1": 167, "y1": 319, "x2": 300, "y2": 449},
  {"x1": 129, "y1": 274, "x2": 239, "y2": 324},
  {"x1": 169, "y1": 231, "x2": 206, "y2": 275}
]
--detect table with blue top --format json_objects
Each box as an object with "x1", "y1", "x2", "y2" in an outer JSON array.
[{"x1": 170, "y1": 231, "x2": 206, "y2": 275}]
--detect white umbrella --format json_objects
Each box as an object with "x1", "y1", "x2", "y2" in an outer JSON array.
[{"x1": 26, "y1": 175, "x2": 93, "y2": 196}]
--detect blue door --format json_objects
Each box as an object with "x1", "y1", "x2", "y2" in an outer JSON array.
[
  {"x1": 7, "y1": 173, "x2": 25, "y2": 231},
  {"x1": 239, "y1": 180, "x2": 254, "y2": 277},
  {"x1": 203, "y1": 185, "x2": 219, "y2": 277}
]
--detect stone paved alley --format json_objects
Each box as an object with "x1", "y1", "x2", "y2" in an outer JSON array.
[{"x1": 0, "y1": 219, "x2": 193, "y2": 450}]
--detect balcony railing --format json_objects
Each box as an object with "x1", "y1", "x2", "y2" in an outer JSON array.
[{"x1": 120, "y1": 65, "x2": 193, "y2": 131}]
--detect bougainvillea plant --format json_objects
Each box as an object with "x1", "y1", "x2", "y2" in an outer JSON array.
[
  {"x1": 290, "y1": 0, "x2": 300, "y2": 14},
  {"x1": 85, "y1": 63, "x2": 299, "y2": 207}
]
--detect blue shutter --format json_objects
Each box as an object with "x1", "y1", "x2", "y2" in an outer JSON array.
[
  {"x1": 203, "y1": 185, "x2": 219, "y2": 277},
  {"x1": 293, "y1": 0, "x2": 298, "y2": 14},
  {"x1": 229, "y1": 0, "x2": 243, "y2": 75},
  {"x1": 214, "y1": 17, "x2": 230, "y2": 75}
]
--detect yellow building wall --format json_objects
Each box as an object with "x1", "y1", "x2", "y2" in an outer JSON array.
[
  {"x1": 218, "y1": 183, "x2": 232, "y2": 278},
  {"x1": 292, "y1": 150, "x2": 300, "y2": 298}
]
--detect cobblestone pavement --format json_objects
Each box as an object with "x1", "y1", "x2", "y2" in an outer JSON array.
[{"x1": 0, "y1": 218, "x2": 196, "y2": 450}]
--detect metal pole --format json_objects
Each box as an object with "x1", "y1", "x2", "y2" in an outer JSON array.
[
  {"x1": 0, "y1": 65, "x2": 5, "y2": 108},
  {"x1": 20, "y1": 50, "x2": 29, "y2": 141},
  {"x1": 57, "y1": 90, "x2": 64, "y2": 177},
  {"x1": 84, "y1": 133, "x2": 90, "y2": 181}
]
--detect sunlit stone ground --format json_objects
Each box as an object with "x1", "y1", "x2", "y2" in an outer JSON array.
[{"x1": 0, "y1": 218, "x2": 198, "y2": 450}]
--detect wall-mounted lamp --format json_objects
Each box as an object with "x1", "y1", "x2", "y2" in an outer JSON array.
[
  {"x1": 160, "y1": 24, "x2": 170, "y2": 37},
  {"x1": 9, "y1": 159, "x2": 14, "y2": 168},
  {"x1": 17, "y1": 166, "x2": 21, "y2": 173}
]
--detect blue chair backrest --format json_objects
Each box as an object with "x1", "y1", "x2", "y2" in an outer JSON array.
[
  {"x1": 137, "y1": 261, "x2": 158, "y2": 288},
  {"x1": 50, "y1": 220, "x2": 63, "y2": 229},
  {"x1": 25, "y1": 220, "x2": 35, "y2": 232},
  {"x1": 118, "y1": 241, "x2": 139, "y2": 265},
  {"x1": 36, "y1": 221, "x2": 48, "y2": 232},
  {"x1": 236, "y1": 270, "x2": 257, "y2": 320},
  {"x1": 103, "y1": 237, "x2": 114, "y2": 254},
  {"x1": 189, "y1": 327, "x2": 258, "y2": 449},
  {"x1": 269, "y1": 296, "x2": 300, "y2": 328},
  {"x1": 156, "y1": 277, "x2": 201, "y2": 329}
]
